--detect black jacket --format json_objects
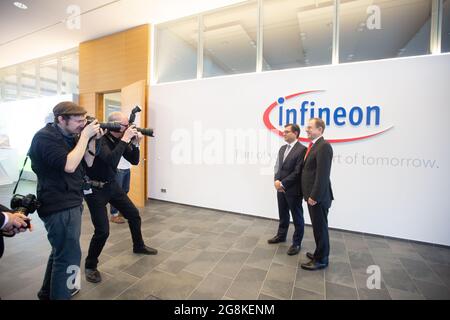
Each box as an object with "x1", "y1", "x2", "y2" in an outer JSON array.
[
  {"x1": 301, "y1": 136, "x2": 334, "y2": 209},
  {"x1": 85, "y1": 133, "x2": 139, "y2": 182},
  {"x1": 274, "y1": 141, "x2": 306, "y2": 196},
  {"x1": 0, "y1": 204, "x2": 11, "y2": 258},
  {"x1": 28, "y1": 123, "x2": 86, "y2": 217}
]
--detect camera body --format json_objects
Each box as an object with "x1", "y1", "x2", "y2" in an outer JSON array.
[
  {"x1": 10, "y1": 194, "x2": 40, "y2": 229},
  {"x1": 129, "y1": 106, "x2": 154, "y2": 137},
  {"x1": 86, "y1": 116, "x2": 122, "y2": 132}
]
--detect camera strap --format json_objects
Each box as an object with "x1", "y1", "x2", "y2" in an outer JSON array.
[{"x1": 12, "y1": 154, "x2": 29, "y2": 195}]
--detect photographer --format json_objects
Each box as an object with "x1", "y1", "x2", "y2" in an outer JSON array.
[
  {"x1": 1, "y1": 204, "x2": 30, "y2": 258},
  {"x1": 83, "y1": 111, "x2": 157, "y2": 284},
  {"x1": 28, "y1": 101, "x2": 103, "y2": 300}
]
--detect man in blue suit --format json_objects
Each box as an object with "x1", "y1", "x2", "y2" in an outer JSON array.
[{"x1": 268, "y1": 124, "x2": 306, "y2": 256}]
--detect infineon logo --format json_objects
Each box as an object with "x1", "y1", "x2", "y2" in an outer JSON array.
[{"x1": 263, "y1": 90, "x2": 393, "y2": 143}]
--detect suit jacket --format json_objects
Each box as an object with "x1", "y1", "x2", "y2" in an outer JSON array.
[
  {"x1": 0, "y1": 204, "x2": 10, "y2": 258},
  {"x1": 274, "y1": 141, "x2": 306, "y2": 196},
  {"x1": 301, "y1": 136, "x2": 334, "y2": 208}
]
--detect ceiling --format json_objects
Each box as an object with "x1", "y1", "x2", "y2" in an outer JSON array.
[{"x1": 0, "y1": 0, "x2": 245, "y2": 68}]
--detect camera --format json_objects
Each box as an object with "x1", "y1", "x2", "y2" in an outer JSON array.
[
  {"x1": 129, "y1": 106, "x2": 154, "y2": 137},
  {"x1": 10, "y1": 194, "x2": 40, "y2": 229},
  {"x1": 86, "y1": 116, "x2": 121, "y2": 132}
]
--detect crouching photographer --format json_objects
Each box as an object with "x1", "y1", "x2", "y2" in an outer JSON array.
[
  {"x1": 28, "y1": 101, "x2": 104, "y2": 300},
  {"x1": 83, "y1": 111, "x2": 157, "y2": 284}
]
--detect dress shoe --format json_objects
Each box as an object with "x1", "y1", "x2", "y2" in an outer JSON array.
[
  {"x1": 110, "y1": 215, "x2": 125, "y2": 224},
  {"x1": 37, "y1": 290, "x2": 50, "y2": 300},
  {"x1": 70, "y1": 288, "x2": 80, "y2": 298},
  {"x1": 133, "y1": 245, "x2": 158, "y2": 255},
  {"x1": 37, "y1": 287, "x2": 80, "y2": 299},
  {"x1": 301, "y1": 259, "x2": 328, "y2": 271},
  {"x1": 306, "y1": 252, "x2": 315, "y2": 260},
  {"x1": 85, "y1": 268, "x2": 102, "y2": 283},
  {"x1": 287, "y1": 245, "x2": 301, "y2": 256},
  {"x1": 267, "y1": 236, "x2": 286, "y2": 244}
]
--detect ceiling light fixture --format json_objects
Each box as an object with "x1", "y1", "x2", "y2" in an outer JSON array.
[{"x1": 13, "y1": 1, "x2": 28, "y2": 9}]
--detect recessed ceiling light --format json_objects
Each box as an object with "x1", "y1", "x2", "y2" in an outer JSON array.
[{"x1": 13, "y1": 1, "x2": 27, "y2": 9}]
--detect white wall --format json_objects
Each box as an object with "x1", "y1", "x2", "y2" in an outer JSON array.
[{"x1": 148, "y1": 54, "x2": 450, "y2": 246}]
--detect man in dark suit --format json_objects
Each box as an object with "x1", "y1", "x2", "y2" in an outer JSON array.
[
  {"x1": 268, "y1": 124, "x2": 306, "y2": 256},
  {"x1": 300, "y1": 118, "x2": 334, "y2": 270}
]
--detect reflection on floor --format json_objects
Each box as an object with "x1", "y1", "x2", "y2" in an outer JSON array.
[{"x1": 0, "y1": 181, "x2": 449, "y2": 300}]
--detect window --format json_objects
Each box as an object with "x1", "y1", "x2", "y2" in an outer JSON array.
[
  {"x1": 2, "y1": 67, "x2": 18, "y2": 102},
  {"x1": 339, "y1": 0, "x2": 432, "y2": 63},
  {"x1": 61, "y1": 52, "x2": 79, "y2": 95},
  {"x1": 156, "y1": 18, "x2": 198, "y2": 83},
  {"x1": 20, "y1": 63, "x2": 38, "y2": 100},
  {"x1": 104, "y1": 92, "x2": 121, "y2": 120},
  {"x1": 39, "y1": 59, "x2": 58, "y2": 96},
  {"x1": 203, "y1": 2, "x2": 258, "y2": 77},
  {"x1": 263, "y1": 0, "x2": 333, "y2": 71}
]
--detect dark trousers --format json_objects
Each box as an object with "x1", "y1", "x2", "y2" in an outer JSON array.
[
  {"x1": 307, "y1": 203, "x2": 330, "y2": 262},
  {"x1": 110, "y1": 168, "x2": 131, "y2": 215},
  {"x1": 39, "y1": 206, "x2": 82, "y2": 300},
  {"x1": 276, "y1": 192, "x2": 304, "y2": 246},
  {"x1": 84, "y1": 181, "x2": 145, "y2": 269}
]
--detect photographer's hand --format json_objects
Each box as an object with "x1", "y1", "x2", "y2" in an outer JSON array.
[
  {"x1": 131, "y1": 132, "x2": 143, "y2": 146},
  {"x1": 121, "y1": 125, "x2": 138, "y2": 143},
  {"x1": 2, "y1": 212, "x2": 29, "y2": 231},
  {"x1": 81, "y1": 119, "x2": 101, "y2": 140}
]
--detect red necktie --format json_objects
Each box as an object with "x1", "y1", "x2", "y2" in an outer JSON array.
[{"x1": 304, "y1": 142, "x2": 313, "y2": 160}]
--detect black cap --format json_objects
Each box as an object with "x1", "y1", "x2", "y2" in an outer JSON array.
[{"x1": 53, "y1": 101, "x2": 86, "y2": 117}]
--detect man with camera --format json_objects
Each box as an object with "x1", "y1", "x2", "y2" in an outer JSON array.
[
  {"x1": 28, "y1": 101, "x2": 103, "y2": 300},
  {"x1": 83, "y1": 111, "x2": 157, "y2": 284}
]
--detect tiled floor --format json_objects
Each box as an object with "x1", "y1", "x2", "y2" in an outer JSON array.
[{"x1": 0, "y1": 181, "x2": 449, "y2": 300}]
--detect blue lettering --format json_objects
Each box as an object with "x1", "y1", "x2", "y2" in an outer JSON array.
[
  {"x1": 278, "y1": 97, "x2": 284, "y2": 126},
  {"x1": 299, "y1": 101, "x2": 308, "y2": 126},
  {"x1": 318, "y1": 107, "x2": 331, "y2": 126},
  {"x1": 366, "y1": 105, "x2": 380, "y2": 125},
  {"x1": 333, "y1": 107, "x2": 346, "y2": 126},
  {"x1": 349, "y1": 107, "x2": 363, "y2": 126}
]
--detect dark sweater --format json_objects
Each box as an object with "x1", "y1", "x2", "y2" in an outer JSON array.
[
  {"x1": 85, "y1": 132, "x2": 139, "y2": 182},
  {"x1": 28, "y1": 123, "x2": 85, "y2": 217}
]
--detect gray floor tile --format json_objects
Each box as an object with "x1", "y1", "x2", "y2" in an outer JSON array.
[
  {"x1": 325, "y1": 281, "x2": 358, "y2": 300},
  {"x1": 413, "y1": 279, "x2": 450, "y2": 300},
  {"x1": 292, "y1": 287, "x2": 324, "y2": 300},
  {"x1": 387, "y1": 287, "x2": 425, "y2": 300},
  {"x1": 78, "y1": 271, "x2": 138, "y2": 300},
  {"x1": 399, "y1": 257, "x2": 443, "y2": 284},
  {"x1": 325, "y1": 260, "x2": 356, "y2": 288},
  {"x1": 154, "y1": 271, "x2": 204, "y2": 300},
  {"x1": 272, "y1": 244, "x2": 300, "y2": 268},
  {"x1": 260, "y1": 263, "x2": 296, "y2": 299},
  {"x1": 123, "y1": 249, "x2": 172, "y2": 278},
  {"x1": 157, "y1": 247, "x2": 202, "y2": 275},
  {"x1": 245, "y1": 246, "x2": 278, "y2": 271},
  {"x1": 211, "y1": 249, "x2": 250, "y2": 279},
  {"x1": 428, "y1": 262, "x2": 450, "y2": 288},
  {"x1": 295, "y1": 267, "x2": 325, "y2": 295},
  {"x1": 189, "y1": 273, "x2": 233, "y2": 300},
  {"x1": 382, "y1": 266, "x2": 420, "y2": 293},
  {"x1": 348, "y1": 250, "x2": 376, "y2": 274},
  {"x1": 183, "y1": 248, "x2": 227, "y2": 277},
  {"x1": 226, "y1": 265, "x2": 267, "y2": 300}
]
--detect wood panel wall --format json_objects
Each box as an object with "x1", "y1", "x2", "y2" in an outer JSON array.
[
  {"x1": 78, "y1": 24, "x2": 150, "y2": 207},
  {"x1": 79, "y1": 24, "x2": 149, "y2": 117}
]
